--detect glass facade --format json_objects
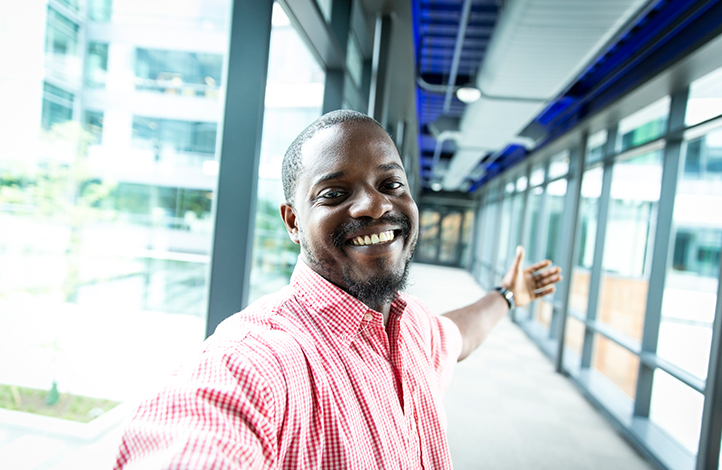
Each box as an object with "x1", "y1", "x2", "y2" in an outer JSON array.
[
  {"x1": 0, "y1": 0, "x2": 230, "y2": 414},
  {"x1": 473, "y1": 61, "x2": 722, "y2": 470},
  {"x1": 248, "y1": 3, "x2": 325, "y2": 303}
]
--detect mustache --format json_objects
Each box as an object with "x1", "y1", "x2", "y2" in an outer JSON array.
[{"x1": 332, "y1": 214, "x2": 412, "y2": 248}]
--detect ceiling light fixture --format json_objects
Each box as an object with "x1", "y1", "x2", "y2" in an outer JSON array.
[
  {"x1": 455, "y1": 86, "x2": 482, "y2": 103},
  {"x1": 430, "y1": 182, "x2": 443, "y2": 192}
]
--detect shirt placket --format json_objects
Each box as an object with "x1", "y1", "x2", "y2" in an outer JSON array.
[{"x1": 387, "y1": 312, "x2": 422, "y2": 469}]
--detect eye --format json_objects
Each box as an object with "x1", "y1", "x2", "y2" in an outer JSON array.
[
  {"x1": 320, "y1": 189, "x2": 345, "y2": 200},
  {"x1": 382, "y1": 181, "x2": 404, "y2": 191}
]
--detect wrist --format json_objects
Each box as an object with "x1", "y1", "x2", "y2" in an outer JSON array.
[{"x1": 493, "y1": 286, "x2": 515, "y2": 310}]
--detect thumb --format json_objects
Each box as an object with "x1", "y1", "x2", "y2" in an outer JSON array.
[{"x1": 503, "y1": 246, "x2": 524, "y2": 286}]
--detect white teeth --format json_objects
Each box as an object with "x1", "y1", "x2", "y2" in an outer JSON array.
[{"x1": 351, "y1": 230, "x2": 397, "y2": 246}]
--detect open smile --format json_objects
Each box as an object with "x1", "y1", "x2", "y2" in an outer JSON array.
[{"x1": 348, "y1": 229, "x2": 398, "y2": 246}]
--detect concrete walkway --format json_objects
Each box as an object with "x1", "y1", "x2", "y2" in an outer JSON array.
[
  {"x1": 0, "y1": 263, "x2": 654, "y2": 469},
  {"x1": 406, "y1": 263, "x2": 654, "y2": 470}
]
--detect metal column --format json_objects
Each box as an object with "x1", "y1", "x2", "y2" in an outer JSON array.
[
  {"x1": 580, "y1": 127, "x2": 616, "y2": 369},
  {"x1": 206, "y1": 0, "x2": 274, "y2": 337},
  {"x1": 554, "y1": 134, "x2": 587, "y2": 372},
  {"x1": 634, "y1": 88, "x2": 689, "y2": 417}
]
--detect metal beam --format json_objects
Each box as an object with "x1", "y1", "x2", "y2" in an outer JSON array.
[
  {"x1": 322, "y1": 0, "x2": 352, "y2": 113},
  {"x1": 368, "y1": 13, "x2": 392, "y2": 123},
  {"x1": 206, "y1": 0, "x2": 273, "y2": 337},
  {"x1": 581, "y1": 126, "x2": 617, "y2": 369},
  {"x1": 697, "y1": 256, "x2": 722, "y2": 470},
  {"x1": 634, "y1": 87, "x2": 689, "y2": 418},
  {"x1": 554, "y1": 134, "x2": 587, "y2": 372}
]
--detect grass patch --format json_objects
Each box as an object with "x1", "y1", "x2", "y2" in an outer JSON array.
[{"x1": 0, "y1": 383, "x2": 120, "y2": 423}]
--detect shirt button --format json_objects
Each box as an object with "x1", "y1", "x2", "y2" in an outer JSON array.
[{"x1": 364, "y1": 313, "x2": 373, "y2": 321}]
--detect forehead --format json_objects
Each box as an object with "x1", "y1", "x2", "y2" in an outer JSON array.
[{"x1": 299, "y1": 121, "x2": 403, "y2": 175}]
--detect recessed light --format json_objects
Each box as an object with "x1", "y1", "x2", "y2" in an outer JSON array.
[{"x1": 456, "y1": 86, "x2": 482, "y2": 103}]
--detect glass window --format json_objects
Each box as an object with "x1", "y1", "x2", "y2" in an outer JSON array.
[
  {"x1": 135, "y1": 49, "x2": 223, "y2": 98},
  {"x1": 41, "y1": 82, "x2": 74, "y2": 131},
  {"x1": 507, "y1": 193, "x2": 524, "y2": 265},
  {"x1": 686, "y1": 66, "x2": 722, "y2": 126},
  {"x1": 587, "y1": 129, "x2": 608, "y2": 165},
  {"x1": 530, "y1": 164, "x2": 545, "y2": 187},
  {"x1": 650, "y1": 370, "x2": 704, "y2": 454},
  {"x1": 347, "y1": 34, "x2": 363, "y2": 88},
  {"x1": 85, "y1": 42, "x2": 108, "y2": 88},
  {"x1": 534, "y1": 178, "x2": 566, "y2": 329},
  {"x1": 516, "y1": 174, "x2": 528, "y2": 192},
  {"x1": 598, "y1": 150, "x2": 663, "y2": 341},
  {"x1": 548, "y1": 150, "x2": 570, "y2": 179},
  {"x1": 417, "y1": 209, "x2": 441, "y2": 262},
  {"x1": 131, "y1": 117, "x2": 216, "y2": 157},
  {"x1": 658, "y1": 128, "x2": 722, "y2": 380},
  {"x1": 439, "y1": 212, "x2": 463, "y2": 264},
  {"x1": 569, "y1": 165, "x2": 603, "y2": 316},
  {"x1": 524, "y1": 186, "x2": 543, "y2": 261},
  {"x1": 249, "y1": 3, "x2": 325, "y2": 303},
  {"x1": 593, "y1": 335, "x2": 639, "y2": 399},
  {"x1": 482, "y1": 202, "x2": 498, "y2": 264},
  {"x1": 0, "y1": 0, "x2": 230, "y2": 436},
  {"x1": 88, "y1": 0, "x2": 113, "y2": 21},
  {"x1": 316, "y1": 0, "x2": 332, "y2": 22},
  {"x1": 84, "y1": 110, "x2": 103, "y2": 144},
  {"x1": 564, "y1": 316, "x2": 585, "y2": 363},
  {"x1": 618, "y1": 97, "x2": 670, "y2": 152},
  {"x1": 496, "y1": 197, "x2": 512, "y2": 272}
]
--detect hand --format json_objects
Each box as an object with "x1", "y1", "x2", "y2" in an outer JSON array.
[{"x1": 500, "y1": 246, "x2": 562, "y2": 308}]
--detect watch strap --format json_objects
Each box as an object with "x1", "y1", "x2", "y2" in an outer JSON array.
[{"x1": 493, "y1": 286, "x2": 515, "y2": 310}]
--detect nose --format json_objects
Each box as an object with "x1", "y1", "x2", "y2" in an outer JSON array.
[{"x1": 348, "y1": 186, "x2": 393, "y2": 219}]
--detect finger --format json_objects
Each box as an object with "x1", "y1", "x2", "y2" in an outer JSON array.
[
  {"x1": 508, "y1": 246, "x2": 524, "y2": 278},
  {"x1": 526, "y1": 259, "x2": 552, "y2": 274},
  {"x1": 534, "y1": 270, "x2": 562, "y2": 286},
  {"x1": 534, "y1": 285, "x2": 556, "y2": 297}
]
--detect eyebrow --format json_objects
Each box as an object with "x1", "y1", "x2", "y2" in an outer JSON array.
[{"x1": 312, "y1": 162, "x2": 405, "y2": 187}]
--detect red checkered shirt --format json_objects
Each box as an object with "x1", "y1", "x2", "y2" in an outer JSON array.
[{"x1": 115, "y1": 260, "x2": 462, "y2": 469}]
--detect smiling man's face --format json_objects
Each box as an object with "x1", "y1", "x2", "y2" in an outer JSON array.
[{"x1": 280, "y1": 120, "x2": 419, "y2": 312}]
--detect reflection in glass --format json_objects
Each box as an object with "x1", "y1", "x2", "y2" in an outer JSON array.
[
  {"x1": 593, "y1": 335, "x2": 639, "y2": 399},
  {"x1": 658, "y1": 129, "x2": 722, "y2": 380},
  {"x1": 569, "y1": 166, "x2": 603, "y2": 316},
  {"x1": 598, "y1": 150, "x2": 662, "y2": 343}
]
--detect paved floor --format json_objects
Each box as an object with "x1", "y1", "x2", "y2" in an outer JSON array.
[
  {"x1": 406, "y1": 263, "x2": 654, "y2": 470},
  {"x1": 0, "y1": 263, "x2": 655, "y2": 469}
]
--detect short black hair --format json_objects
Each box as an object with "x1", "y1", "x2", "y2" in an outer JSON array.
[{"x1": 281, "y1": 109, "x2": 385, "y2": 206}]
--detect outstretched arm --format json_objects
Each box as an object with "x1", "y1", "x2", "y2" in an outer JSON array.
[{"x1": 442, "y1": 246, "x2": 562, "y2": 361}]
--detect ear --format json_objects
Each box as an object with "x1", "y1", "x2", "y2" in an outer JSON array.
[{"x1": 280, "y1": 203, "x2": 301, "y2": 244}]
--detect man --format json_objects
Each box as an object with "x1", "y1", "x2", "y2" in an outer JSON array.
[{"x1": 114, "y1": 110, "x2": 561, "y2": 469}]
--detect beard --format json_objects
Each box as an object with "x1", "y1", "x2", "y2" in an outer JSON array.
[
  {"x1": 340, "y1": 254, "x2": 412, "y2": 307},
  {"x1": 301, "y1": 213, "x2": 417, "y2": 309}
]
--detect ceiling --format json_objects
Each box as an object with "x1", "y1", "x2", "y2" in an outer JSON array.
[{"x1": 408, "y1": 0, "x2": 722, "y2": 194}]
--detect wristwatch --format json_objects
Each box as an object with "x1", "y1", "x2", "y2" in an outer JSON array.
[{"x1": 493, "y1": 286, "x2": 515, "y2": 310}]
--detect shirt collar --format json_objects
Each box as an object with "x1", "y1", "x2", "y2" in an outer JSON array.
[{"x1": 291, "y1": 259, "x2": 408, "y2": 343}]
